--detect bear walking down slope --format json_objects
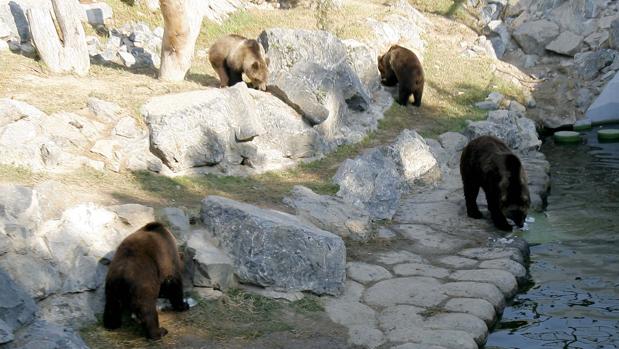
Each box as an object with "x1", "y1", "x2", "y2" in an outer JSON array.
[
  {"x1": 377, "y1": 44, "x2": 425, "y2": 107},
  {"x1": 103, "y1": 222, "x2": 188, "y2": 340},
  {"x1": 208, "y1": 34, "x2": 269, "y2": 91},
  {"x1": 460, "y1": 135, "x2": 531, "y2": 231}
]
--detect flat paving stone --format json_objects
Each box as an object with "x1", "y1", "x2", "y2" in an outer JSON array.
[
  {"x1": 377, "y1": 227, "x2": 398, "y2": 239},
  {"x1": 441, "y1": 281, "x2": 506, "y2": 312},
  {"x1": 348, "y1": 325, "x2": 385, "y2": 349},
  {"x1": 393, "y1": 201, "x2": 467, "y2": 227},
  {"x1": 479, "y1": 258, "x2": 527, "y2": 283},
  {"x1": 425, "y1": 312, "x2": 488, "y2": 345},
  {"x1": 340, "y1": 280, "x2": 365, "y2": 302},
  {"x1": 436, "y1": 255, "x2": 479, "y2": 269},
  {"x1": 347, "y1": 262, "x2": 392, "y2": 285},
  {"x1": 325, "y1": 299, "x2": 377, "y2": 328},
  {"x1": 393, "y1": 224, "x2": 471, "y2": 254},
  {"x1": 391, "y1": 344, "x2": 448, "y2": 349},
  {"x1": 364, "y1": 277, "x2": 447, "y2": 308},
  {"x1": 384, "y1": 327, "x2": 477, "y2": 349},
  {"x1": 393, "y1": 263, "x2": 451, "y2": 279},
  {"x1": 450, "y1": 269, "x2": 518, "y2": 297},
  {"x1": 458, "y1": 247, "x2": 524, "y2": 264},
  {"x1": 376, "y1": 250, "x2": 428, "y2": 265},
  {"x1": 443, "y1": 298, "x2": 497, "y2": 326}
]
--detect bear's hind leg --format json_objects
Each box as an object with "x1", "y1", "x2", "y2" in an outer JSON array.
[
  {"x1": 398, "y1": 85, "x2": 412, "y2": 106},
  {"x1": 463, "y1": 179, "x2": 483, "y2": 219},
  {"x1": 137, "y1": 300, "x2": 167, "y2": 340},
  {"x1": 103, "y1": 297, "x2": 122, "y2": 330},
  {"x1": 412, "y1": 86, "x2": 423, "y2": 107}
]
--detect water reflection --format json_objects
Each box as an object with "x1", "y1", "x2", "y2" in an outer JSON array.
[{"x1": 486, "y1": 125, "x2": 619, "y2": 349}]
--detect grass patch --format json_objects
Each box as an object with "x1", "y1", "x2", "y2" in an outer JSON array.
[
  {"x1": 80, "y1": 289, "x2": 300, "y2": 348},
  {"x1": 290, "y1": 295, "x2": 324, "y2": 313}
]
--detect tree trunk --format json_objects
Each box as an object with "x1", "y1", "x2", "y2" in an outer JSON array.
[
  {"x1": 26, "y1": 0, "x2": 90, "y2": 76},
  {"x1": 159, "y1": 0, "x2": 203, "y2": 81}
]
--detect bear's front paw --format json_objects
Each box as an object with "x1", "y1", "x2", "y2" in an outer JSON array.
[
  {"x1": 180, "y1": 301, "x2": 190, "y2": 311},
  {"x1": 494, "y1": 222, "x2": 512, "y2": 232},
  {"x1": 467, "y1": 210, "x2": 483, "y2": 219}
]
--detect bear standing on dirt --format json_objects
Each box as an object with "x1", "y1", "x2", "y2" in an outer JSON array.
[
  {"x1": 460, "y1": 135, "x2": 531, "y2": 231},
  {"x1": 208, "y1": 34, "x2": 269, "y2": 91},
  {"x1": 377, "y1": 44, "x2": 425, "y2": 107},
  {"x1": 103, "y1": 222, "x2": 188, "y2": 340}
]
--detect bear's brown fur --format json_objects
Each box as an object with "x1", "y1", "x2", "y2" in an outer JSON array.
[
  {"x1": 103, "y1": 222, "x2": 188, "y2": 340},
  {"x1": 460, "y1": 135, "x2": 531, "y2": 231},
  {"x1": 208, "y1": 34, "x2": 269, "y2": 91},
  {"x1": 377, "y1": 45, "x2": 425, "y2": 107}
]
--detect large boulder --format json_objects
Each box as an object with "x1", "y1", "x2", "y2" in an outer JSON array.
[
  {"x1": 545, "y1": 31, "x2": 583, "y2": 56},
  {"x1": 187, "y1": 230, "x2": 237, "y2": 290},
  {"x1": 611, "y1": 18, "x2": 619, "y2": 49},
  {"x1": 574, "y1": 49, "x2": 616, "y2": 80},
  {"x1": 0, "y1": 269, "x2": 37, "y2": 345},
  {"x1": 512, "y1": 20, "x2": 559, "y2": 55},
  {"x1": 464, "y1": 110, "x2": 541, "y2": 152},
  {"x1": 258, "y1": 28, "x2": 388, "y2": 146},
  {"x1": 283, "y1": 185, "x2": 373, "y2": 241},
  {"x1": 200, "y1": 196, "x2": 346, "y2": 295},
  {"x1": 333, "y1": 147, "x2": 401, "y2": 220},
  {"x1": 6, "y1": 320, "x2": 88, "y2": 349},
  {"x1": 142, "y1": 83, "x2": 325, "y2": 175},
  {"x1": 386, "y1": 129, "x2": 439, "y2": 187}
]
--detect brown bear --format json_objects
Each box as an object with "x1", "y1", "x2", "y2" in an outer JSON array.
[
  {"x1": 460, "y1": 135, "x2": 531, "y2": 231},
  {"x1": 103, "y1": 222, "x2": 188, "y2": 340},
  {"x1": 208, "y1": 34, "x2": 269, "y2": 91},
  {"x1": 377, "y1": 44, "x2": 425, "y2": 107}
]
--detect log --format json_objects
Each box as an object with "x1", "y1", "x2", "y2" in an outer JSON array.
[
  {"x1": 159, "y1": 0, "x2": 203, "y2": 81},
  {"x1": 26, "y1": 0, "x2": 90, "y2": 76}
]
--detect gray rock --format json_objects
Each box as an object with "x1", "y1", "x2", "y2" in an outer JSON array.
[
  {"x1": 513, "y1": 20, "x2": 559, "y2": 55},
  {"x1": 438, "y1": 132, "x2": 468, "y2": 152},
  {"x1": 436, "y1": 255, "x2": 478, "y2": 269},
  {"x1": 348, "y1": 325, "x2": 385, "y2": 349},
  {"x1": 113, "y1": 116, "x2": 142, "y2": 139},
  {"x1": 110, "y1": 203, "x2": 155, "y2": 229},
  {"x1": 160, "y1": 207, "x2": 191, "y2": 242},
  {"x1": 545, "y1": 31, "x2": 583, "y2": 56},
  {"x1": 479, "y1": 258, "x2": 527, "y2": 283},
  {"x1": 364, "y1": 277, "x2": 447, "y2": 308},
  {"x1": 201, "y1": 196, "x2": 346, "y2": 295},
  {"x1": 365, "y1": 2, "x2": 426, "y2": 56},
  {"x1": 485, "y1": 20, "x2": 511, "y2": 58},
  {"x1": 142, "y1": 84, "x2": 324, "y2": 174},
  {"x1": 574, "y1": 49, "x2": 615, "y2": 80},
  {"x1": 379, "y1": 305, "x2": 477, "y2": 349},
  {"x1": 393, "y1": 263, "x2": 450, "y2": 278},
  {"x1": 576, "y1": 88, "x2": 594, "y2": 109},
  {"x1": 187, "y1": 230, "x2": 237, "y2": 290},
  {"x1": 584, "y1": 30, "x2": 610, "y2": 49},
  {"x1": 464, "y1": 110, "x2": 541, "y2": 152},
  {"x1": 376, "y1": 250, "x2": 428, "y2": 265},
  {"x1": 38, "y1": 292, "x2": 102, "y2": 328},
  {"x1": 333, "y1": 148, "x2": 401, "y2": 220},
  {"x1": 609, "y1": 18, "x2": 619, "y2": 49},
  {"x1": 377, "y1": 226, "x2": 397, "y2": 239},
  {"x1": 87, "y1": 97, "x2": 122, "y2": 122},
  {"x1": 443, "y1": 298, "x2": 496, "y2": 326},
  {"x1": 0, "y1": 269, "x2": 36, "y2": 342},
  {"x1": 475, "y1": 91, "x2": 504, "y2": 110},
  {"x1": 7, "y1": 320, "x2": 89, "y2": 349},
  {"x1": 442, "y1": 281, "x2": 506, "y2": 312},
  {"x1": 259, "y1": 28, "x2": 370, "y2": 129},
  {"x1": 325, "y1": 299, "x2": 377, "y2": 328},
  {"x1": 424, "y1": 313, "x2": 488, "y2": 345},
  {"x1": 347, "y1": 262, "x2": 392, "y2": 284},
  {"x1": 458, "y1": 247, "x2": 524, "y2": 264},
  {"x1": 393, "y1": 224, "x2": 470, "y2": 254},
  {"x1": 0, "y1": 252, "x2": 61, "y2": 299},
  {"x1": 391, "y1": 344, "x2": 447, "y2": 349},
  {"x1": 283, "y1": 185, "x2": 373, "y2": 241},
  {"x1": 81, "y1": 2, "x2": 112, "y2": 26},
  {"x1": 387, "y1": 129, "x2": 438, "y2": 187},
  {"x1": 508, "y1": 100, "x2": 527, "y2": 114}
]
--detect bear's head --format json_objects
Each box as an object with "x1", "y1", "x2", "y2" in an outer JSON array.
[
  {"x1": 247, "y1": 61, "x2": 268, "y2": 91},
  {"x1": 500, "y1": 154, "x2": 531, "y2": 228}
]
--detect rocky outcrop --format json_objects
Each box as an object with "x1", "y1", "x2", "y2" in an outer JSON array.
[
  {"x1": 283, "y1": 185, "x2": 374, "y2": 241},
  {"x1": 201, "y1": 196, "x2": 347, "y2": 295},
  {"x1": 512, "y1": 19, "x2": 559, "y2": 55},
  {"x1": 464, "y1": 110, "x2": 541, "y2": 152},
  {"x1": 142, "y1": 83, "x2": 325, "y2": 175},
  {"x1": 333, "y1": 129, "x2": 439, "y2": 220}
]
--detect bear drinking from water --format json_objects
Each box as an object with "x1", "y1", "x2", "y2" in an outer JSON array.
[
  {"x1": 460, "y1": 135, "x2": 531, "y2": 231},
  {"x1": 208, "y1": 34, "x2": 269, "y2": 91},
  {"x1": 103, "y1": 222, "x2": 188, "y2": 340},
  {"x1": 377, "y1": 44, "x2": 425, "y2": 107}
]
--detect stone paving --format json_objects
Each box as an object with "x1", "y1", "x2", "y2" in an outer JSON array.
[{"x1": 325, "y1": 150, "x2": 550, "y2": 349}]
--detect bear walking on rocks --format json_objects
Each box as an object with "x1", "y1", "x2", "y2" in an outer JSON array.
[
  {"x1": 460, "y1": 135, "x2": 531, "y2": 231},
  {"x1": 208, "y1": 34, "x2": 269, "y2": 91},
  {"x1": 377, "y1": 44, "x2": 425, "y2": 107},
  {"x1": 103, "y1": 222, "x2": 188, "y2": 340}
]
